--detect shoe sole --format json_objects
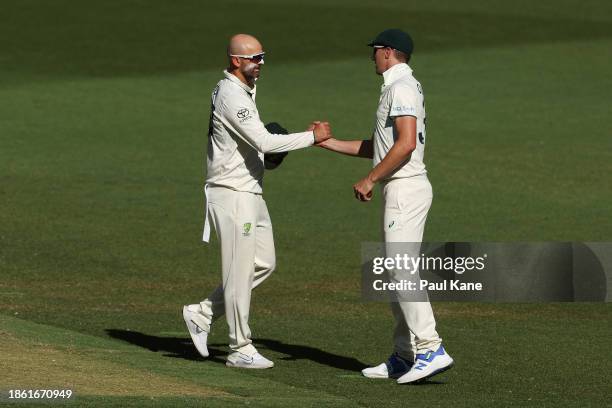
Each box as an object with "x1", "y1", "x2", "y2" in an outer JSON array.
[
  {"x1": 362, "y1": 372, "x2": 389, "y2": 379},
  {"x1": 362, "y1": 371, "x2": 409, "y2": 379},
  {"x1": 397, "y1": 361, "x2": 454, "y2": 384},
  {"x1": 182, "y1": 307, "x2": 209, "y2": 358},
  {"x1": 225, "y1": 362, "x2": 274, "y2": 369}
]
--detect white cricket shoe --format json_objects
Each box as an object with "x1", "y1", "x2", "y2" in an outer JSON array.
[
  {"x1": 182, "y1": 305, "x2": 210, "y2": 358},
  {"x1": 362, "y1": 353, "x2": 413, "y2": 379},
  {"x1": 226, "y1": 351, "x2": 274, "y2": 369},
  {"x1": 397, "y1": 345, "x2": 454, "y2": 384}
]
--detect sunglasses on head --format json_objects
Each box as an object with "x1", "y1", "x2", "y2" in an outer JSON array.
[
  {"x1": 230, "y1": 52, "x2": 265, "y2": 63},
  {"x1": 372, "y1": 45, "x2": 395, "y2": 59},
  {"x1": 372, "y1": 45, "x2": 389, "y2": 52}
]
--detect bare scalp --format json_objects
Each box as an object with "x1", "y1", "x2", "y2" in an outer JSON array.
[{"x1": 228, "y1": 34, "x2": 263, "y2": 56}]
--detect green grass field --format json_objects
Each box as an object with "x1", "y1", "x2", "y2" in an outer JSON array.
[{"x1": 1, "y1": 0, "x2": 611, "y2": 406}]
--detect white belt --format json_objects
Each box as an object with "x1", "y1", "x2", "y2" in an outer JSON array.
[{"x1": 202, "y1": 184, "x2": 211, "y2": 243}]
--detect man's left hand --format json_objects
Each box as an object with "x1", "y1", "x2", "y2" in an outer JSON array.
[{"x1": 353, "y1": 176, "x2": 374, "y2": 201}]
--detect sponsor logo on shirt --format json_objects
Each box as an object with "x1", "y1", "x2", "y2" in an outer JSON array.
[
  {"x1": 237, "y1": 108, "x2": 253, "y2": 123},
  {"x1": 391, "y1": 106, "x2": 416, "y2": 115}
]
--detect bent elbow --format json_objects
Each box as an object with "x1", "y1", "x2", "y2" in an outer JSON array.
[
  {"x1": 403, "y1": 143, "x2": 416, "y2": 157},
  {"x1": 260, "y1": 142, "x2": 283, "y2": 154},
  {"x1": 258, "y1": 137, "x2": 274, "y2": 154}
]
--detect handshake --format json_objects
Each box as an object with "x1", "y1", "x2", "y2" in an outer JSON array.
[
  {"x1": 307, "y1": 121, "x2": 333, "y2": 144},
  {"x1": 264, "y1": 121, "x2": 332, "y2": 170}
]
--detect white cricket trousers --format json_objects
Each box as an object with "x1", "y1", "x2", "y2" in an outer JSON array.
[
  {"x1": 200, "y1": 186, "x2": 276, "y2": 356},
  {"x1": 382, "y1": 176, "x2": 441, "y2": 360}
]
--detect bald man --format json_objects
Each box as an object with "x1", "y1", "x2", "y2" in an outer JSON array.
[{"x1": 183, "y1": 34, "x2": 331, "y2": 369}]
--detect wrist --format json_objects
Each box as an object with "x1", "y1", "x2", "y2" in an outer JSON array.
[{"x1": 367, "y1": 172, "x2": 378, "y2": 184}]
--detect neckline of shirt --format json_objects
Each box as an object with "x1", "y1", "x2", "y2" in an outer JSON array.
[{"x1": 223, "y1": 70, "x2": 257, "y2": 96}]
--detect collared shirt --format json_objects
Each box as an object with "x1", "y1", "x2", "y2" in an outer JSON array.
[
  {"x1": 373, "y1": 63, "x2": 427, "y2": 180},
  {"x1": 205, "y1": 70, "x2": 315, "y2": 194}
]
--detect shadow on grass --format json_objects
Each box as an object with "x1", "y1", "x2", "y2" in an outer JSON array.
[
  {"x1": 402, "y1": 380, "x2": 447, "y2": 386},
  {"x1": 105, "y1": 329, "x2": 366, "y2": 372},
  {"x1": 253, "y1": 338, "x2": 367, "y2": 372},
  {"x1": 105, "y1": 329, "x2": 227, "y2": 365}
]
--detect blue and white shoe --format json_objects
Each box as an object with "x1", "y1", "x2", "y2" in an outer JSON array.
[
  {"x1": 397, "y1": 345, "x2": 453, "y2": 384},
  {"x1": 362, "y1": 353, "x2": 413, "y2": 379}
]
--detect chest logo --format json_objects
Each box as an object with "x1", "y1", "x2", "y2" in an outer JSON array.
[
  {"x1": 243, "y1": 222, "x2": 252, "y2": 236},
  {"x1": 237, "y1": 108, "x2": 250, "y2": 119}
]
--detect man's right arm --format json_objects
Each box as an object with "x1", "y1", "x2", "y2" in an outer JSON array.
[
  {"x1": 317, "y1": 137, "x2": 373, "y2": 159},
  {"x1": 219, "y1": 96, "x2": 330, "y2": 153}
]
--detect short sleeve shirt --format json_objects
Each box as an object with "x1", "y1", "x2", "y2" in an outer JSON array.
[{"x1": 373, "y1": 63, "x2": 427, "y2": 180}]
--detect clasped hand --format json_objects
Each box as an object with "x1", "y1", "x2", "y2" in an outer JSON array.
[{"x1": 307, "y1": 121, "x2": 332, "y2": 143}]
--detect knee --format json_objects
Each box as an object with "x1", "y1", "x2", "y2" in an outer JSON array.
[
  {"x1": 253, "y1": 259, "x2": 275, "y2": 289},
  {"x1": 258, "y1": 258, "x2": 276, "y2": 276},
  {"x1": 265, "y1": 259, "x2": 276, "y2": 274}
]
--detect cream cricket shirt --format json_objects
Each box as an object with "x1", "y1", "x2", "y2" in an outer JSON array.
[
  {"x1": 206, "y1": 70, "x2": 315, "y2": 194},
  {"x1": 373, "y1": 63, "x2": 427, "y2": 180}
]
